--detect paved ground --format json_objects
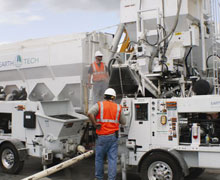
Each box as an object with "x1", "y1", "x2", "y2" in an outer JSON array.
[{"x1": 1, "y1": 155, "x2": 220, "y2": 180}]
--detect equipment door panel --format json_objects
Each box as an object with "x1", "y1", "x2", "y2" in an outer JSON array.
[{"x1": 128, "y1": 98, "x2": 151, "y2": 151}]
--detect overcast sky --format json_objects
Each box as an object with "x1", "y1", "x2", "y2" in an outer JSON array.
[{"x1": 0, "y1": 0, "x2": 120, "y2": 43}]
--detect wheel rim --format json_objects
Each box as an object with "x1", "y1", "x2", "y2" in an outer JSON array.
[
  {"x1": 148, "y1": 161, "x2": 173, "y2": 180},
  {"x1": 1, "y1": 148, "x2": 15, "y2": 169}
]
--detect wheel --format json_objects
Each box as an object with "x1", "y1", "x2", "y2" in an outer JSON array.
[
  {"x1": 0, "y1": 143, "x2": 24, "y2": 174},
  {"x1": 140, "y1": 153, "x2": 183, "y2": 180},
  {"x1": 186, "y1": 168, "x2": 205, "y2": 179}
]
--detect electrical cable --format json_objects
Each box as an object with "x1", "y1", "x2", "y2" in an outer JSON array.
[
  {"x1": 158, "y1": 24, "x2": 167, "y2": 38},
  {"x1": 141, "y1": 28, "x2": 160, "y2": 46},
  {"x1": 162, "y1": 0, "x2": 166, "y2": 29},
  {"x1": 118, "y1": 64, "x2": 124, "y2": 97},
  {"x1": 128, "y1": 41, "x2": 138, "y2": 47}
]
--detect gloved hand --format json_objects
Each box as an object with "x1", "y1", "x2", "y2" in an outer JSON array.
[{"x1": 94, "y1": 123, "x2": 101, "y2": 130}]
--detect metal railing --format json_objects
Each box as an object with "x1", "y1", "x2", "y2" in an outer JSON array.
[{"x1": 210, "y1": 0, "x2": 220, "y2": 94}]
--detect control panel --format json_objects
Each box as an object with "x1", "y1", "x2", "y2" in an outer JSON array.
[{"x1": 135, "y1": 103, "x2": 148, "y2": 121}]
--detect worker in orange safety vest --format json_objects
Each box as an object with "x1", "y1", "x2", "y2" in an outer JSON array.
[
  {"x1": 88, "y1": 88, "x2": 126, "y2": 180},
  {"x1": 88, "y1": 51, "x2": 109, "y2": 104}
]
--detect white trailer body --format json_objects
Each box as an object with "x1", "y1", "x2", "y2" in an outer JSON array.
[
  {"x1": 0, "y1": 100, "x2": 89, "y2": 173},
  {"x1": 0, "y1": 100, "x2": 87, "y2": 159},
  {"x1": 0, "y1": 32, "x2": 113, "y2": 174},
  {"x1": 0, "y1": 32, "x2": 113, "y2": 110}
]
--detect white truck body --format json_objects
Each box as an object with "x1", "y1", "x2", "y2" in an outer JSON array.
[
  {"x1": 112, "y1": 1, "x2": 220, "y2": 180},
  {"x1": 118, "y1": 95, "x2": 220, "y2": 180},
  {"x1": 122, "y1": 96, "x2": 220, "y2": 166}
]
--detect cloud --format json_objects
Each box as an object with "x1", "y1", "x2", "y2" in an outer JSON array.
[
  {"x1": 0, "y1": 0, "x2": 120, "y2": 13},
  {"x1": 0, "y1": 0, "x2": 119, "y2": 25},
  {"x1": 26, "y1": 15, "x2": 43, "y2": 22},
  {"x1": 0, "y1": 14, "x2": 44, "y2": 25},
  {"x1": 0, "y1": 0, "x2": 35, "y2": 13},
  {"x1": 44, "y1": 0, "x2": 120, "y2": 12},
  {"x1": 0, "y1": 0, "x2": 43, "y2": 24}
]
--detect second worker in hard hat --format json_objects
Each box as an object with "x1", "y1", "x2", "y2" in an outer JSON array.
[
  {"x1": 88, "y1": 51, "x2": 109, "y2": 104},
  {"x1": 88, "y1": 88, "x2": 126, "y2": 180}
]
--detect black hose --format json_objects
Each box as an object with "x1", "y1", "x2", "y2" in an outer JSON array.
[
  {"x1": 107, "y1": 58, "x2": 116, "y2": 76},
  {"x1": 158, "y1": 24, "x2": 168, "y2": 54},
  {"x1": 118, "y1": 65, "x2": 124, "y2": 97},
  {"x1": 206, "y1": 54, "x2": 220, "y2": 68},
  {"x1": 185, "y1": 47, "x2": 192, "y2": 77},
  {"x1": 161, "y1": 62, "x2": 169, "y2": 76},
  {"x1": 142, "y1": 28, "x2": 160, "y2": 46}
]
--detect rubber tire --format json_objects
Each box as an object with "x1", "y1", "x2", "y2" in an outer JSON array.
[
  {"x1": 186, "y1": 168, "x2": 205, "y2": 179},
  {"x1": 140, "y1": 153, "x2": 183, "y2": 180},
  {"x1": 0, "y1": 143, "x2": 24, "y2": 174}
]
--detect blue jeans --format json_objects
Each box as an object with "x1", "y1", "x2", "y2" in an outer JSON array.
[{"x1": 95, "y1": 134, "x2": 118, "y2": 180}]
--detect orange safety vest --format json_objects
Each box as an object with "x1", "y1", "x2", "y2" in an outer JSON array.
[
  {"x1": 96, "y1": 100, "x2": 122, "y2": 135},
  {"x1": 92, "y1": 61, "x2": 108, "y2": 82}
]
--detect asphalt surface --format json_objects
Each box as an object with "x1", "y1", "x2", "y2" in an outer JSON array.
[{"x1": 1, "y1": 156, "x2": 220, "y2": 180}]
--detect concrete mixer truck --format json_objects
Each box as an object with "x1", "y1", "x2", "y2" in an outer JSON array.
[{"x1": 106, "y1": 0, "x2": 220, "y2": 180}]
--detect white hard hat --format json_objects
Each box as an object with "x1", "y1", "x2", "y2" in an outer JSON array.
[
  {"x1": 95, "y1": 51, "x2": 103, "y2": 57},
  {"x1": 104, "y1": 88, "x2": 116, "y2": 97}
]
